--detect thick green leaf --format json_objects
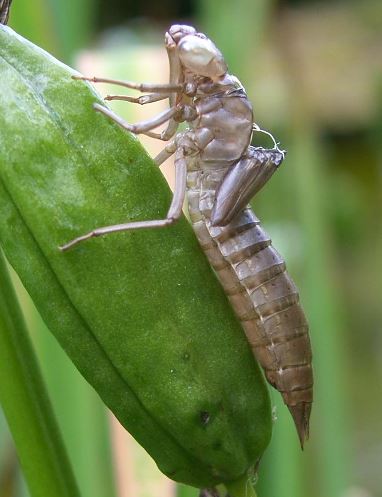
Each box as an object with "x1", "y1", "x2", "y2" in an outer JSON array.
[{"x1": 0, "y1": 26, "x2": 271, "y2": 487}]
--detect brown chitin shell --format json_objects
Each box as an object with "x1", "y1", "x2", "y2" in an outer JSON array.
[
  {"x1": 186, "y1": 140, "x2": 313, "y2": 447},
  {"x1": 187, "y1": 87, "x2": 313, "y2": 446}
]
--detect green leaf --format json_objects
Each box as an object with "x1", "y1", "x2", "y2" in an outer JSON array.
[
  {"x1": 0, "y1": 26, "x2": 272, "y2": 488},
  {"x1": 0, "y1": 250, "x2": 81, "y2": 497}
]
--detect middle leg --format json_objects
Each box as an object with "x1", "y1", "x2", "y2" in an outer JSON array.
[
  {"x1": 93, "y1": 103, "x2": 180, "y2": 135},
  {"x1": 104, "y1": 93, "x2": 169, "y2": 105}
]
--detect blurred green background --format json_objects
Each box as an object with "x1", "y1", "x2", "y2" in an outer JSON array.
[{"x1": 1, "y1": 0, "x2": 382, "y2": 497}]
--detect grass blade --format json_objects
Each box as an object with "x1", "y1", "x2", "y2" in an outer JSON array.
[{"x1": 0, "y1": 250, "x2": 81, "y2": 497}]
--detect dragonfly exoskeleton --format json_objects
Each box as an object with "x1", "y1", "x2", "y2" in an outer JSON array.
[{"x1": 61, "y1": 24, "x2": 313, "y2": 447}]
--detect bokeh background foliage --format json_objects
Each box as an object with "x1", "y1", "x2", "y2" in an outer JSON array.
[{"x1": 1, "y1": 0, "x2": 382, "y2": 497}]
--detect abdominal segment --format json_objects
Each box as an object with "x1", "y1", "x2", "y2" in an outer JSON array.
[{"x1": 187, "y1": 166, "x2": 313, "y2": 446}]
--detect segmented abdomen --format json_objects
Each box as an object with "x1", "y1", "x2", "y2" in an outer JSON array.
[{"x1": 186, "y1": 165, "x2": 313, "y2": 446}]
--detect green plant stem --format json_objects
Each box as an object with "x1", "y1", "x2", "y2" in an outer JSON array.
[
  {"x1": 223, "y1": 475, "x2": 258, "y2": 497},
  {"x1": 0, "y1": 250, "x2": 81, "y2": 497}
]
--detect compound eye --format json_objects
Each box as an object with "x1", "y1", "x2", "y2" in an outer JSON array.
[
  {"x1": 178, "y1": 36, "x2": 215, "y2": 66},
  {"x1": 177, "y1": 35, "x2": 227, "y2": 79},
  {"x1": 168, "y1": 24, "x2": 196, "y2": 42}
]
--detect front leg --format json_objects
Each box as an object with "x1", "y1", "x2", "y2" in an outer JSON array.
[{"x1": 72, "y1": 75, "x2": 183, "y2": 94}]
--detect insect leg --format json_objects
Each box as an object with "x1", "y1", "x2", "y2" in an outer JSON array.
[
  {"x1": 157, "y1": 118, "x2": 179, "y2": 141},
  {"x1": 94, "y1": 103, "x2": 179, "y2": 134},
  {"x1": 103, "y1": 91, "x2": 180, "y2": 140},
  {"x1": 104, "y1": 93, "x2": 169, "y2": 105},
  {"x1": 154, "y1": 139, "x2": 178, "y2": 166},
  {"x1": 160, "y1": 33, "x2": 184, "y2": 141},
  {"x1": 72, "y1": 75, "x2": 183, "y2": 94},
  {"x1": 140, "y1": 119, "x2": 179, "y2": 141},
  {"x1": 59, "y1": 149, "x2": 187, "y2": 251},
  {"x1": 139, "y1": 130, "x2": 174, "y2": 140},
  {"x1": 74, "y1": 75, "x2": 182, "y2": 140}
]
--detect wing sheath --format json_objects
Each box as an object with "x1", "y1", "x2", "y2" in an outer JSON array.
[{"x1": 210, "y1": 146, "x2": 285, "y2": 227}]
